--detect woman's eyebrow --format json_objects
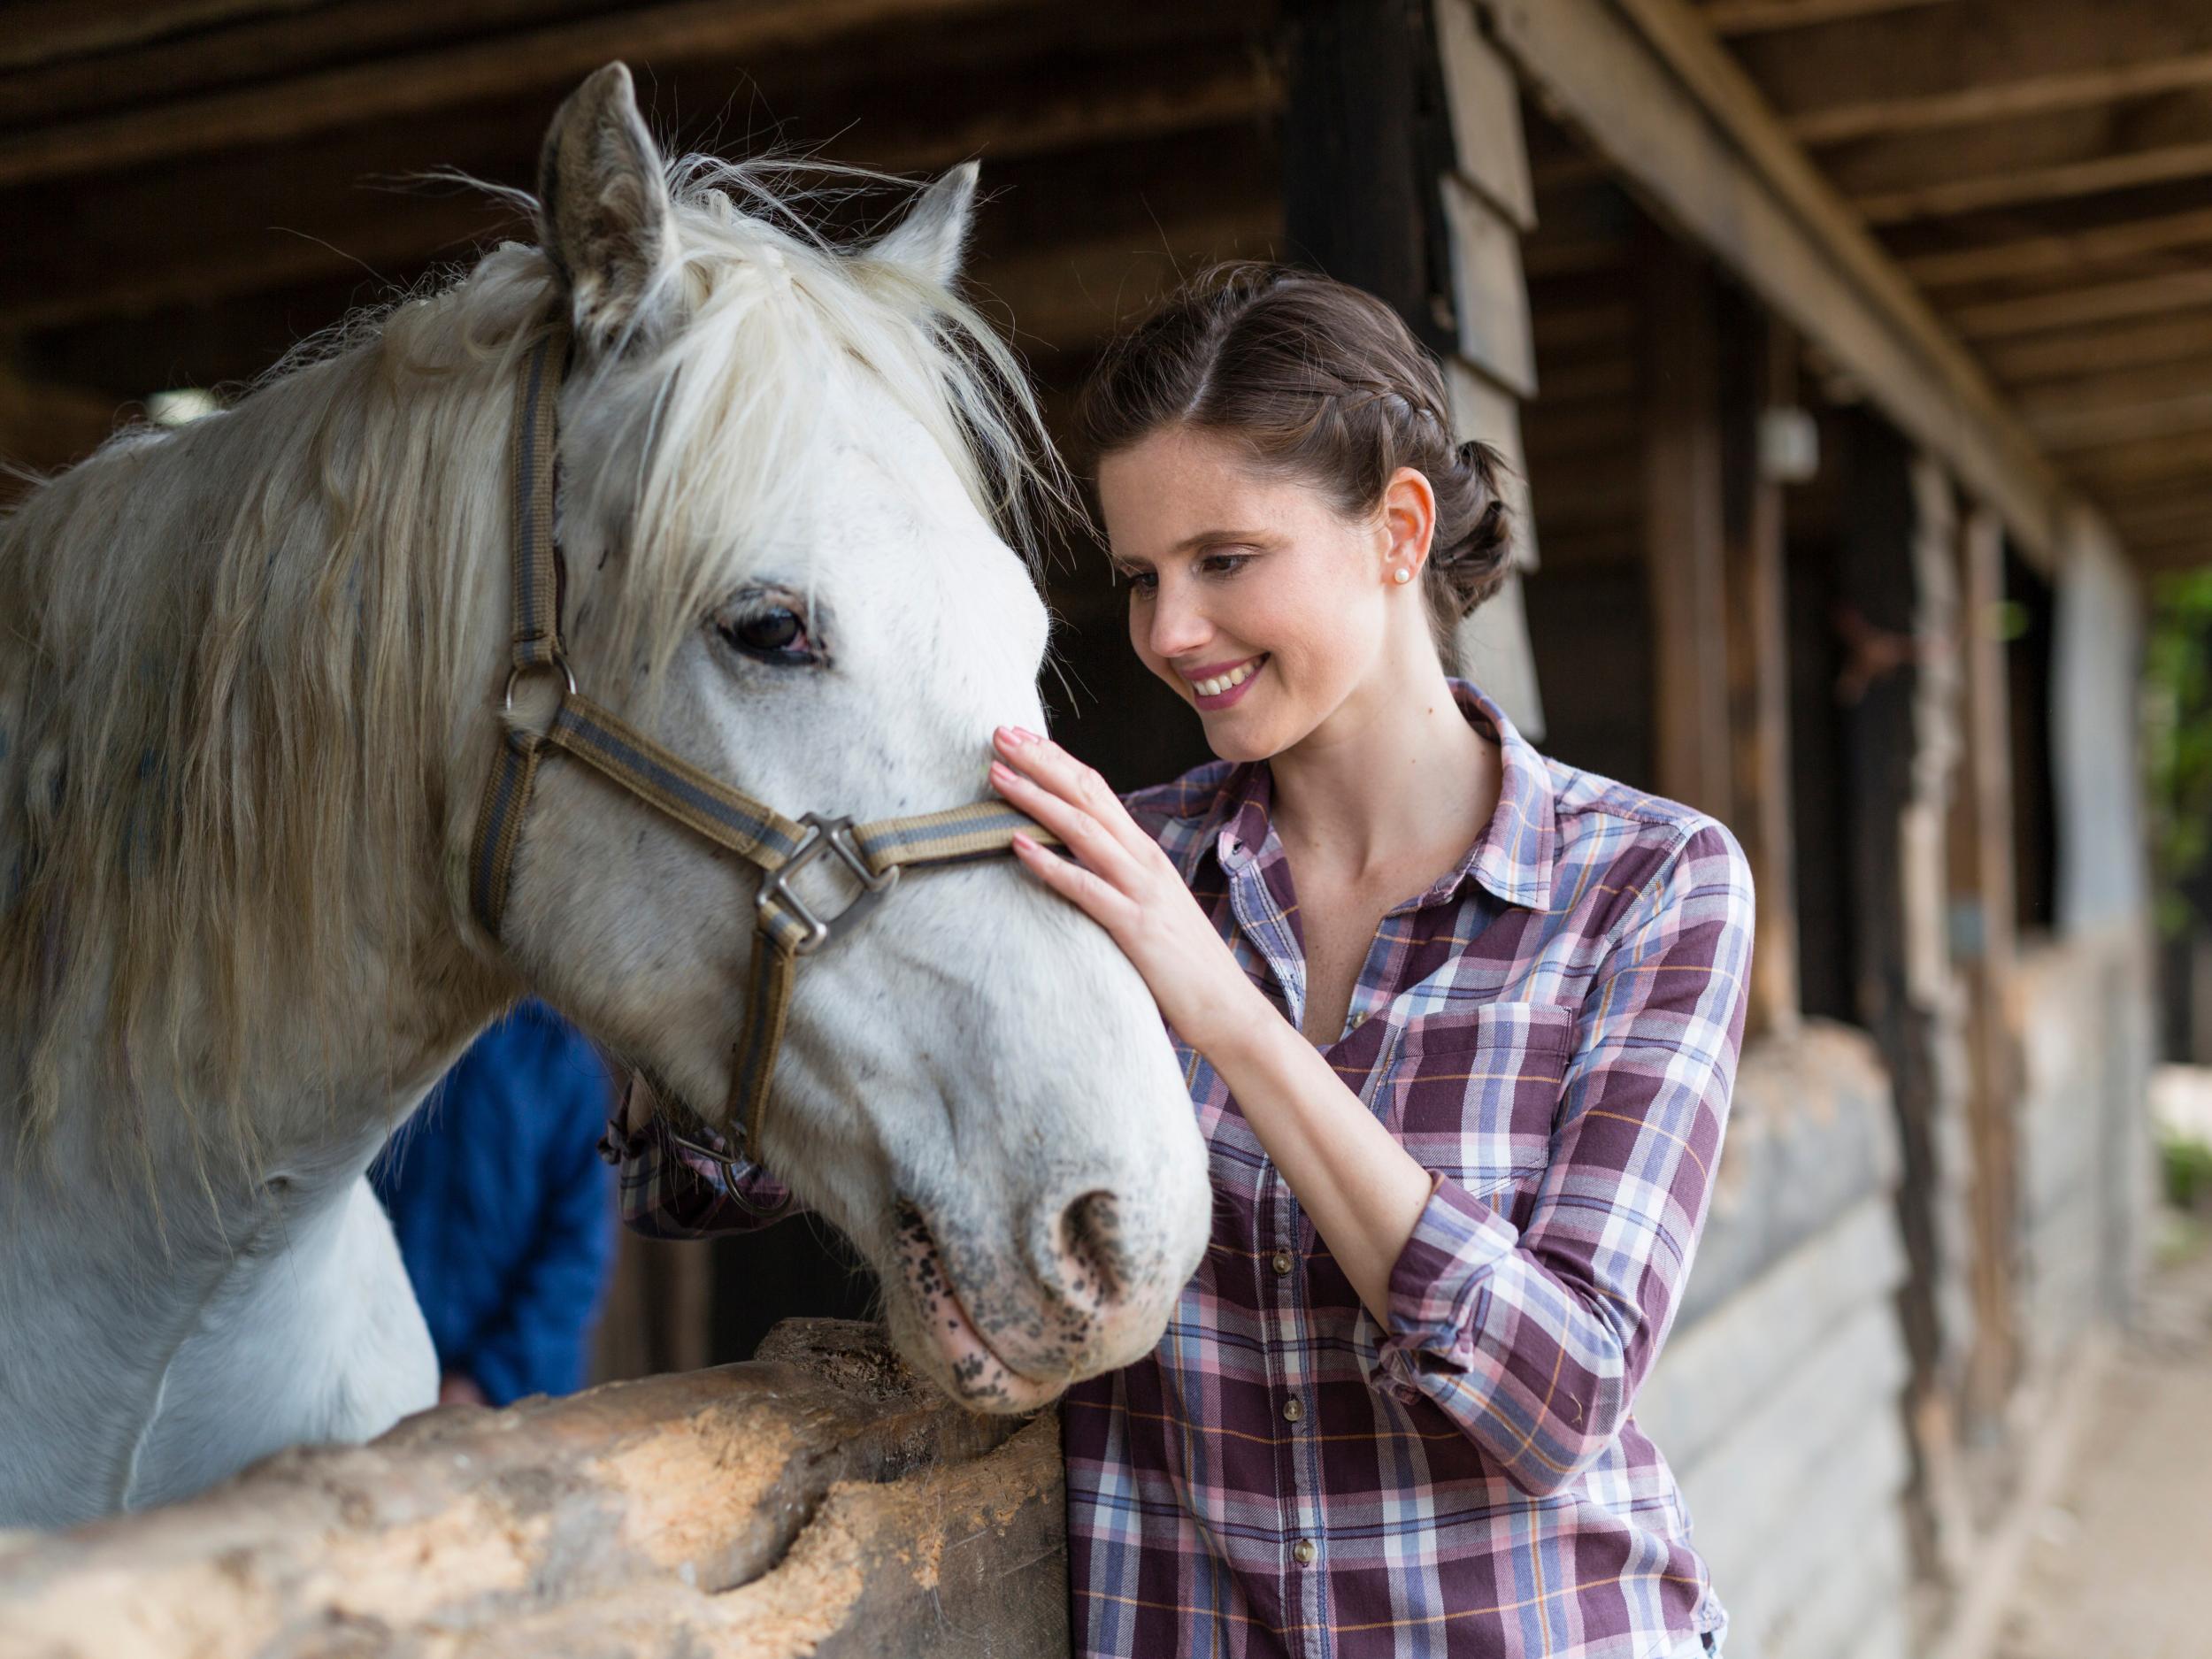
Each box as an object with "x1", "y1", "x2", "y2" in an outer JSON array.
[{"x1": 1171, "y1": 527, "x2": 1269, "y2": 553}]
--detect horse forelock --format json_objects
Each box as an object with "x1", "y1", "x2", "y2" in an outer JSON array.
[{"x1": 0, "y1": 153, "x2": 1070, "y2": 1154}]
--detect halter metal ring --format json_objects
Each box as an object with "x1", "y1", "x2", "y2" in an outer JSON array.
[
  {"x1": 502, "y1": 653, "x2": 577, "y2": 712},
  {"x1": 757, "y1": 813, "x2": 901, "y2": 957}
]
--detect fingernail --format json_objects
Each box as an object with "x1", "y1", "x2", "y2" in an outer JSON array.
[
  {"x1": 989, "y1": 760, "x2": 1014, "y2": 785},
  {"x1": 1012, "y1": 832, "x2": 1036, "y2": 853},
  {"x1": 1014, "y1": 726, "x2": 1043, "y2": 745}
]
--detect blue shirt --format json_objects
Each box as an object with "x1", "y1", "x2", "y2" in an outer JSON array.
[{"x1": 373, "y1": 1002, "x2": 618, "y2": 1405}]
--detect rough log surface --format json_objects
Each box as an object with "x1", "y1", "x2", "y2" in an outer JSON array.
[{"x1": 0, "y1": 1320, "x2": 1069, "y2": 1658}]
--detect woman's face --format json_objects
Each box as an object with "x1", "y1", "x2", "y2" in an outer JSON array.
[{"x1": 1095, "y1": 423, "x2": 1431, "y2": 764}]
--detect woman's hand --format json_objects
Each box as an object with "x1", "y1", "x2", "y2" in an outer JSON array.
[{"x1": 988, "y1": 725, "x2": 1268, "y2": 1057}]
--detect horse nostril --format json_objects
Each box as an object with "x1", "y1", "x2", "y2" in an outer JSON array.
[{"x1": 1059, "y1": 1190, "x2": 1128, "y2": 1310}]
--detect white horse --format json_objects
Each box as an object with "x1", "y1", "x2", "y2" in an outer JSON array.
[{"x1": 0, "y1": 64, "x2": 1210, "y2": 1531}]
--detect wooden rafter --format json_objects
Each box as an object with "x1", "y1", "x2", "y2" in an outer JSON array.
[
  {"x1": 1694, "y1": 0, "x2": 1955, "y2": 36},
  {"x1": 1724, "y1": 0, "x2": 2212, "y2": 127},
  {"x1": 1948, "y1": 268, "x2": 2212, "y2": 342},
  {"x1": 1481, "y1": 0, "x2": 2070, "y2": 564},
  {"x1": 0, "y1": 0, "x2": 601, "y2": 129},
  {"x1": 0, "y1": 0, "x2": 320, "y2": 73},
  {"x1": 1789, "y1": 49, "x2": 2212, "y2": 145},
  {"x1": 1900, "y1": 204, "x2": 2212, "y2": 290},
  {"x1": 2024, "y1": 388, "x2": 2212, "y2": 455},
  {"x1": 1979, "y1": 310, "x2": 2212, "y2": 385},
  {"x1": 0, "y1": 52, "x2": 1279, "y2": 332},
  {"x1": 0, "y1": 0, "x2": 1038, "y2": 189},
  {"x1": 1855, "y1": 142, "x2": 2212, "y2": 225}
]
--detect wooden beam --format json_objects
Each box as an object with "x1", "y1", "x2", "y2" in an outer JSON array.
[
  {"x1": 0, "y1": 361, "x2": 127, "y2": 491},
  {"x1": 0, "y1": 0, "x2": 582, "y2": 127},
  {"x1": 2024, "y1": 388, "x2": 2212, "y2": 456},
  {"x1": 0, "y1": 1321, "x2": 1070, "y2": 1659},
  {"x1": 1979, "y1": 308, "x2": 2212, "y2": 387},
  {"x1": 2104, "y1": 488, "x2": 2212, "y2": 542},
  {"x1": 2060, "y1": 426, "x2": 2212, "y2": 490},
  {"x1": 1721, "y1": 297, "x2": 1801, "y2": 1037},
  {"x1": 1436, "y1": 0, "x2": 1538, "y2": 230},
  {"x1": 0, "y1": 56, "x2": 1279, "y2": 333},
  {"x1": 1878, "y1": 150, "x2": 2212, "y2": 226},
  {"x1": 1725, "y1": 0, "x2": 2212, "y2": 129},
  {"x1": 0, "y1": 0, "x2": 1038, "y2": 189},
  {"x1": 1950, "y1": 268, "x2": 2212, "y2": 342},
  {"x1": 1641, "y1": 236, "x2": 1733, "y2": 818},
  {"x1": 1479, "y1": 0, "x2": 2069, "y2": 565},
  {"x1": 1947, "y1": 503, "x2": 2024, "y2": 1425},
  {"x1": 1280, "y1": 0, "x2": 1456, "y2": 353},
  {"x1": 1900, "y1": 204, "x2": 2212, "y2": 291},
  {"x1": 1791, "y1": 50, "x2": 2212, "y2": 146},
  {"x1": 0, "y1": 0, "x2": 319, "y2": 73},
  {"x1": 1693, "y1": 0, "x2": 1955, "y2": 35}
]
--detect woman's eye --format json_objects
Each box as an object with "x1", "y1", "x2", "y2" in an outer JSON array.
[
  {"x1": 1123, "y1": 570, "x2": 1157, "y2": 595},
  {"x1": 718, "y1": 605, "x2": 816, "y2": 664},
  {"x1": 1201, "y1": 553, "x2": 1250, "y2": 577}
]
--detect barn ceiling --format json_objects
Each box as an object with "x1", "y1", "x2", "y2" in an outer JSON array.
[
  {"x1": 1689, "y1": 0, "x2": 2212, "y2": 570},
  {"x1": 2, "y1": 0, "x2": 2208, "y2": 573}
]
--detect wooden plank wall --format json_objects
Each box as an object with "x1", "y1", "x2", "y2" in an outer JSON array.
[{"x1": 1638, "y1": 1023, "x2": 1914, "y2": 1659}]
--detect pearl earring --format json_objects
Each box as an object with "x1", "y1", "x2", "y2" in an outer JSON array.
[{"x1": 1392, "y1": 566, "x2": 1413, "y2": 585}]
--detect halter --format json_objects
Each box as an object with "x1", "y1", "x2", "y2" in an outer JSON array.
[{"x1": 468, "y1": 326, "x2": 1059, "y2": 1158}]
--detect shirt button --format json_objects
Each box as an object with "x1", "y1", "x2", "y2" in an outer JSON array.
[
  {"x1": 1282, "y1": 1396, "x2": 1303, "y2": 1424},
  {"x1": 1271, "y1": 1249, "x2": 1294, "y2": 1276},
  {"x1": 1292, "y1": 1538, "x2": 1317, "y2": 1566}
]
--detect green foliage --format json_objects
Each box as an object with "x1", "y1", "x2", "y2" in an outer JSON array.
[
  {"x1": 2143, "y1": 570, "x2": 2212, "y2": 936},
  {"x1": 2161, "y1": 1128, "x2": 2212, "y2": 1213}
]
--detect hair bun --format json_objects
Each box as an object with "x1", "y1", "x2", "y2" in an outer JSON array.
[{"x1": 1431, "y1": 437, "x2": 1515, "y2": 618}]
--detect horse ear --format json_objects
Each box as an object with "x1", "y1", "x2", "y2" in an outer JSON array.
[
  {"x1": 536, "y1": 62, "x2": 677, "y2": 349},
  {"x1": 871, "y1": 162, "x2": 979, "y2": 288}
]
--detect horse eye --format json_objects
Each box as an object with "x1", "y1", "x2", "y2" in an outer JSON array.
[{"x1": 718, "y1": 601, "x2": 818, "y2": 664}]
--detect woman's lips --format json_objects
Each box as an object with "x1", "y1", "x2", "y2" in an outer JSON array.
[{"x1": 1188, "y1": 653, "x2": 1268, "y2": 711}]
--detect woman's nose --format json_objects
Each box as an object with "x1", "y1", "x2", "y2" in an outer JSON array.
[{"x1": 1146, "y1": 582, "x2": 1210, "y2": 659}]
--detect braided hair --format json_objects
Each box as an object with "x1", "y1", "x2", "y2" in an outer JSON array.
[{"x1": 1072, "y1": 262, "x2": 1514, "y2": 659}]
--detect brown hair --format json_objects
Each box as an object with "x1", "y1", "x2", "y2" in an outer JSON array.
[{"x1": 1072, "y1": 261, "x2": 1514, "y2": 660}]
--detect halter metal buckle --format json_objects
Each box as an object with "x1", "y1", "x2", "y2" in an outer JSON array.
[
  {"x1": 502, "y1": 652, "x2": 577, "y2": 712},
  {"x1": 757, "y1": 813, "x2": 901, "y2": 956}
]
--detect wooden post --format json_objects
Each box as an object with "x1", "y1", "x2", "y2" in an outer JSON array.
[
  {"x1": 1948, "y1": 503, "x2": 2023, "y2": 1425},
  {"x1": 1281, "y1": 0, "x2": 1456, "y2": 353},
  {"x1": 1433, "y1": 0, "x2": 1546, "y2": 734},
  {"x1": 1641, "y1": 235, "x2": 1734, "y2": 820},
  {"x1": 1720, "y1": 297, "x2": 1801, "y2": 1038},
  {"x1": 1287, "y1": 0, "x2": 1550, "y2": 738}
]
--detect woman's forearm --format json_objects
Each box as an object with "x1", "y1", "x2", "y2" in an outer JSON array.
[{"x1": 1204, "y1": 1007, "x2": 1435, "y2": 1325}]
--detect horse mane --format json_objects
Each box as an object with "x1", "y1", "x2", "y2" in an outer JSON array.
[{"x1": 0, "y1": 154, "x2": 1071, "y2": 1159}]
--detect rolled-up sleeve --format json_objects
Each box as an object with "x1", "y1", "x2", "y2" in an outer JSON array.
[
  {"x1": 596, "y1": 1096, "x2": 803, "y2": 1240},
  {"x1": 1355, "y1": 818, "x2": 1755, "y2": 1496}
]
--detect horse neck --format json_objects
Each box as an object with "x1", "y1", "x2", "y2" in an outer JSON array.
[{"x1": 2, "y1": 318, "x2": 523, "y2": 1169}]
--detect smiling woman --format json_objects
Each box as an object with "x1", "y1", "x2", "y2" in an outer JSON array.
[{"x1": 616, "y1": 261, "x2": 1752, "y2": 1659}]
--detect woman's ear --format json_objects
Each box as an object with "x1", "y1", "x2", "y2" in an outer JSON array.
[
  {"x1": 535, "y1": 62, "x2": 678, "y2": 353},
  {"x1": 1381, "y1": 466, "x2": 1437, "y2": 582}
]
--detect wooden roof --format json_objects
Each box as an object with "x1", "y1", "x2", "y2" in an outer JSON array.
[
  {"x1": 3, "y1": 0, "x2": 2207, "y2": 572},
  {"x1": 1693, "y1": 0, "x2": 2212, "y2": 570},
  {"x1": 0, "y1": 0, "x2": 1282, "y2": 466}
]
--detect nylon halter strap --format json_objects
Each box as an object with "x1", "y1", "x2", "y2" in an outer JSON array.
[{"x1": 469, "y1": 325, "x2": 1060, "y2": 1156}]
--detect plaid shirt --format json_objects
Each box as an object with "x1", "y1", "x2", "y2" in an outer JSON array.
[{"x1": 602, "y1": 680, "x2": 1752, "y2": 1659}]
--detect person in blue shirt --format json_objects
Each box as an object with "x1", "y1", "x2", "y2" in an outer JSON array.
[{"x1": 372, "y1": 1001, "x2": 618, "y2": 1407}]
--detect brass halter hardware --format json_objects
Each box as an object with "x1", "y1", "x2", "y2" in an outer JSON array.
[{"x1": 467, "y1": 325, "x2": 1057, "y2": 1156}]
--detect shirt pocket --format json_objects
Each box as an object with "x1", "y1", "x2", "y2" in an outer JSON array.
[{"x1": 1379, "y1": 1001, "x2": 1578, "y2": 1205}]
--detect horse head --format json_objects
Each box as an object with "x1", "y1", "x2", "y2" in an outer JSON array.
[{"x1": 476, "y1": 65, "x2": 1210, "y2": 1409}]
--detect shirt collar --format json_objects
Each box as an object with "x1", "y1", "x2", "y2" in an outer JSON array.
[{"x1": 1209, "y1": 677, "x2": 1556, "y2": 914}]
